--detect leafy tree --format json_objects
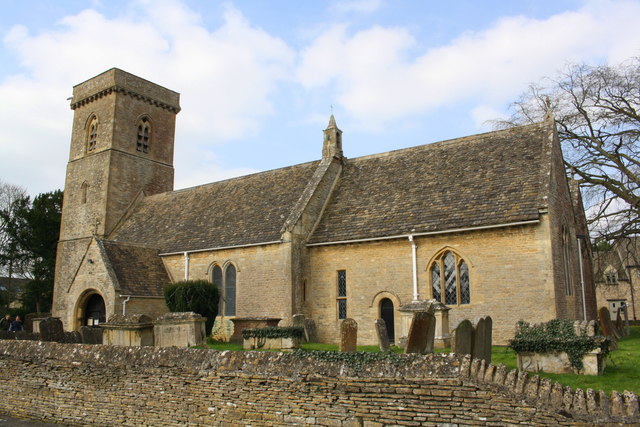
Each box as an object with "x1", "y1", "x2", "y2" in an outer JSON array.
[
  {"x1": 21, "y1": 279, "x2": 53, "y2": 314},
  {"x1": 164, "y1": 279, "x2": 220, "y2": 335},
  {"x1": 0, "y1": 189, "x2": 62, "y2": 313},
  {"x1": 495, "y1": 58, "x2": 639, "y2": 241},
  {"x1": 0, "y1": 180, "x2": 29, "y2": 278}
]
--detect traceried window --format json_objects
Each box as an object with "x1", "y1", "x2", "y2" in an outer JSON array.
[
  {"x1": 86, "y1": 115, "x2": 98, "y2": 152},
  {"x1": 212, "y1": 263, "x2": 236, "y2": 317},
  {"x1": 337, "y1": 270, "x2": 347, "y2": 319},
  {"x1": 430, "y1": 250, "x2": 470, "y2": 305},
  {"x1": 136, "y1": 117, "x2": 151, "y2": 153}
]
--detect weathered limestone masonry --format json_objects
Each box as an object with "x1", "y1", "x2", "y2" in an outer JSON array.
[{"x1": 0, "y1": 341, "x2": 637, "y2": 426}]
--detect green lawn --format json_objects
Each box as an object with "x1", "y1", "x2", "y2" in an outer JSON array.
[{"x1": 205, "y1": 327, "x2": 640, "y2": 395}]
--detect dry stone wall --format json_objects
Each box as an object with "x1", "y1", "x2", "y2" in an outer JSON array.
[{"x1": 0, "y1": 340, "x2": 637, "y2": 426}]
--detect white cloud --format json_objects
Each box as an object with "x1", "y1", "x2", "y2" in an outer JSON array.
[
  {"x1": 297, "y1": 0, "x2": 640, "y2": 129},
  {"x1": 0, "y1": 0, "x2": 294, "y2": 194}
]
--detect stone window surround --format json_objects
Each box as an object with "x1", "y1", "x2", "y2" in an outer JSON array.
[
  {"x1": 86, "y1": 114, "x2": 98, "y2": 152},
  {"x1": 429, "y1": 248, "x2": 471, "y2": 306},
  {"x1": 210, "y1": 261, "x2": 237, "y2": 317},
  {"x1": 136, "y1": 116, "x2": 151, "y2": 154},
  {"x1": 337, "y1": 270, "x2": 347, "y2": 320}
]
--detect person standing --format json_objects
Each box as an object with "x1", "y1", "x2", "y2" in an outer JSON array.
[
  {"x1": 0, "y1": 314, "x2": 11, "y2": 330},
  {"x1": 9, "y1": 315, "x2": 23, "y2": 332}
]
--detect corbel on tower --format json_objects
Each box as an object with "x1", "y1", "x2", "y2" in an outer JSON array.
[{"x1": 322, "y1": 114, "x2": 343, "y2": 160}]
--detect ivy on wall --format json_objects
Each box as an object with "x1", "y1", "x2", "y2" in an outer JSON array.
[
  {"x1": 509, "y1": 319, "x2": 610, "y2": 369},
  {"x1": 242, "y1": 326, "x2": 305, "y2": 340}
]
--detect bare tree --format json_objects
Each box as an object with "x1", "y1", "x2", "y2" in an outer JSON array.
[
  {"x1": 0, "y1": 180, "x2": 29, "y2": 278},
  {"x1": 495, "y1": 58, "x2": 639, "y2": 241}
]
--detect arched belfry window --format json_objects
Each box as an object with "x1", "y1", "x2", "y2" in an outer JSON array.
[
  {"x1": 86, "y1": 115, "x2": 98, "y2": 152},
  {"x1": 136, "y1": 117, "x2": 151, "y2": 153},
  {"x1": 211, "y1": 263, "x2": 236, "y2": 317},
  {"x1": 430, "y1": 250, "x2": 470, "y2": 305}
]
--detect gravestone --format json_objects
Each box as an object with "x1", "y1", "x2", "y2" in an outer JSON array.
[
  {"x1": 451, "y1": 319, "x2": 473, "y2": 356},
  {"x1": 292, "y1": 314, "x2": 305, "y2": 328},
  {"x1": 80, "y1": 326, "x2": 103, "y2": 344},
  {"x1": 39, "y1": 317, "x2": 65, "y2": 342},
  {"x1": 62, "y1": 331, "x2": 82, "y2": 343},
  {"x1": 340, "y1": 318, "x2": 358, "y2": 352},
  {"x1": 471, "y1": 316, "x2": 492, "y2": 363},
  {"x1": 404, "y1": 312, "x2": 436, "y2": 354},
  {"x1": 597, "y1": 307, "x2": 618, "y2": 350},
  {"x1": 375, "y1": 318, "x2": 391, "y2": 352},
  {"x1": 573, "y1": 320, "x2": 582, "y2": 336},
  {"x1": 303, "y1": 319, "x2": 318, "y2": 343},
  {"x1": 621, "y1": 305, "x2": 631, "y2": 336},
  {"x1": 586, "y1": 319, "x2": 596, "y2": 337},
  {"x1": 614, "y1": 310, "x2": 624, "y2": 337}
]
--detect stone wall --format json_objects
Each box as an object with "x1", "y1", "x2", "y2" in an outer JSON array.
[{"x1": 0, "y1": 340, "x2": 637, "y2": 426}]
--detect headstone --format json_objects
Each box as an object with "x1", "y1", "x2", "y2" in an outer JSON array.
[
  {"x1": 586, "y1": 320, "x2": 596, "y2": 337},
  {"x1": 375, "y1": 318, "x2": 390, "y2": 352},
  {"x1": 292, "y1": 314, "x2": 305, "y2": 328},
  {"x1": 573, "y1": 320, "x2": 582, "y2": 336},
  {"x1": 622, "y1": 305, "x2": 631, "y2": 336},
  {"x1": 614, "y1": 310, "x2": 624, "y2": 338},
  {"x1": 404, "y1": 312, "x2": 436, "y2": 354},
  {"x1": 80, "y1": 326, "x2": 103, "y2": 344},
  {"x1": 471, "y1": 316, "x2": 492, "y2": 363},
  {"x1": 597, "y1": 307, "x2": 618, "y2": 350},
  {"x1": 62, "y1": 331, "x2": 82, "y2": 343},
  {"x1": 451, "y1": 319, "x2": 473, "y2": 356},
  {"x1": 303, "y1": 319, "x2": 318, "y2": 343},
  {"x1": 39, "y1": 317, "x2": 65, "y2": 342},
  {"x1": 340, "y1": 318, "x2": 357, "y2": 352}
]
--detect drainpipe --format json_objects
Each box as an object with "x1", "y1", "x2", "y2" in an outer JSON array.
[
  {"x1": 576, "y1": 235, "x2": 587, "y2": 321},
  {"x1": 409, "y1": 235, "x2": 419, "y2": 301},
  {"x1": 184, "y1": 251, "x2": 190, "y2": 281},
  {"x1": 120, "y1": 295, "x2": 131, "y2": 315}
]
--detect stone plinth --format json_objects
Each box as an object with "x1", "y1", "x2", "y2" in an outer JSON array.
[
  {"x1": 154, "y1": 312, "x2": 206, "y2": 347},
  {"x1": 432, "y1": 302, "x2": 451, "y2": 349},
  {"x1": 31, "y1": 318, "x2": 45, "y2": 334},
  {"x1": 102, "y1": 314, "x2": 154, "y2": 347},
  {"x1": 517, "y1": 349, "x2": 605, "y2": 376},
  {"x1": 229, "y1": 317, "x2": 281, "y2": 344}
]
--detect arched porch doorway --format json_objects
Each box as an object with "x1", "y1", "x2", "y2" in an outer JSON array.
[
  {"x1": 380, "y1": 298, "x2": 395, "y2": 344},
  {"x1": 75, "y1": 291, "x2": 106, "y2": 329}
]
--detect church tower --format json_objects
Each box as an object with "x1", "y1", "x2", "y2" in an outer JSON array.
[
  {"x1": 322, "y1": 114, "x2": 343, "y2": 159},
  {"x1": 53, "y1": 69, "x2": 180, "y2": 324}
]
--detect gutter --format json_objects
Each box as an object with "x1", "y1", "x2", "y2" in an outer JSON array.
[
  {"x1": 306, "y1": 219, "x2": 541, "y2": 247},
  {"x1": 159, "y1": 240, "x2": 283, "y2": 257}
]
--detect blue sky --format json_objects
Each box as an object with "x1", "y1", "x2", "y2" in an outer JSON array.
[{"x1": 1, "y1": 0, "x2": 639, "y2": 196}]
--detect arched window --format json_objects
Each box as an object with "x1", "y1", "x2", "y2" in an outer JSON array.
[
  {"x1": 211, "y1": 263, "x2": 236, "y2": 317},
  {"x1": 136, "y1": 117, "x2": 151, "y2": 153},
  {"x1": 80, "y1": 181, "x2": 88, "y2": 204},
  {"x1": 430, "y1": 250, "x2": 470, "y2": 305},
  {"x1": 86, "y1": 115, "x2": 98, "y2": 152}
]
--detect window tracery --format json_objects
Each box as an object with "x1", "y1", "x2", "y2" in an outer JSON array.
[
  {"x1": 430, "y1": 250, "x2": 470, "y2": 305},
  {"x1": 136, "y1": 117, "x2": 151, "y2": 153}
]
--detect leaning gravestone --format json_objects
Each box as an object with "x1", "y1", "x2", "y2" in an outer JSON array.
[
  {"x1": 340, "y1": 318, "x2": 358, "y2": 352},
  {"x1": 303, "y1": 319, "x2": 318, "y2": 343},
  {"x1": 80, "y1": 326, "x2": 103, "y2": 344},
  {"x1": 375, "y1": 318, "x2": 391, "y2": 352},
  {"x1": 39, "y1": 317, "x2": 65, "y2": 342},
  {"x1": 404, "y1": 312, "x2": 436, "y2": 354},
  {"x1": 451, "y1": 319, "x2": 473, "y2": 356},
  {"x1": 598, "y1": 307, "x2": 618, "y2": 350}
]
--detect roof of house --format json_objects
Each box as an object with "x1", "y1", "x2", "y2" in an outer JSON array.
[
  {"x1": 110, "y1": 120, "x2": 553, "y2": 252},
  {"x1": 110, "y1": 161, "x2": 320, "y2": 253},
  {"x1": 99, "y1": 240, "x2": 169, "y2": 296},
  {"x1": 309, "y1": 121, "x2": 551, "y2": 243}
]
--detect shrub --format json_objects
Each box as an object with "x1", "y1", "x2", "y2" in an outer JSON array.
[
  {"x1": 509, "y1": 319, "x2": 610, "y2": 370},
  {"x1": 164, "y1": 280, "x2": 219, "y2": 335}
]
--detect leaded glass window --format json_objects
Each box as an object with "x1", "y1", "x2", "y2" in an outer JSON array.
[
  {"x1": 430, "y1": 250, "x2": 471, "y2": 305},
  {"x1": 337, "y1": 270, "x2": 347, "y2": 319},
  {"x1": 211, "y1": 263, "x2": 236, "y2": 317}
]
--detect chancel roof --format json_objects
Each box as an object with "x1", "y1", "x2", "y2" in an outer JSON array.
[
  {"x1": 110, "y1": 161, "x2": 320, "y2": 253},
  {"x1": 99, "y1": 240, "x2": 169, "y2": 296},
  {"x1": 309, "y1": 121, "x2": 552, "y2": 243}
]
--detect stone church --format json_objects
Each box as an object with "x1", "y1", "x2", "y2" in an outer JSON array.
[{"x1": 52, "y1": 68, "x2": 597, "y2": 345}]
